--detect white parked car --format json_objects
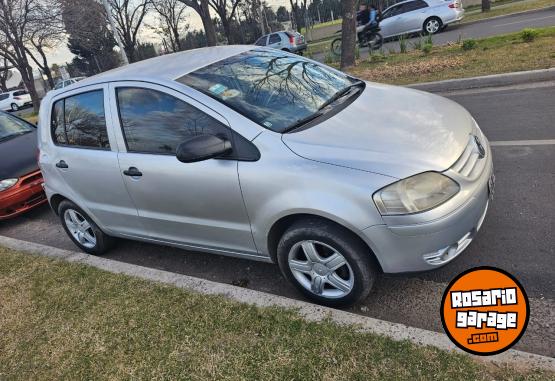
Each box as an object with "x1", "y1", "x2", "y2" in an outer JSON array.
[
  {"x1": 380, "y1": 0, "x2": 464, "y2": 38},
  {"x1": 53, "y1": 77, "x2": 86, "y2": 90},
  {"x1": 0, "y1": 89, "x2": 32, "y2": 112}
]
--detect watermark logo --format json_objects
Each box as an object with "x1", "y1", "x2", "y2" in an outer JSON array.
[{"x1": 440, "y1": 267, "x2": 529, "y2": 355}]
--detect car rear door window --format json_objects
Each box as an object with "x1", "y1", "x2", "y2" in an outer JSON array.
[
  {"x1": 406, "y1": 0, "x2": 428, "y2": 11},
  {"x1": 50, "y1": 90, "x2": 110, "y2": 149},
  {"x1": 116, "y1": 87, "x2": 231, "y2": 155}
]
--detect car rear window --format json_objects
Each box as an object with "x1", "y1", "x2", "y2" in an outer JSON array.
[
  {"x1": 50, "y1": 90, "x2": 110, "y2": 149},
  {"x1": 0, "y1": 93, "x2": 8, "y2": 101}
]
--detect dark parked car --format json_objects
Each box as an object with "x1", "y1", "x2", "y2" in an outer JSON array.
[{"x1": 0, "y1": 111, "x2": 46, "y2": 220}]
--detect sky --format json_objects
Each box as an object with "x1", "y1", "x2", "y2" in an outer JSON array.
[{"x1": 45, "y1": 0, "x2": 294, "y2": 68}]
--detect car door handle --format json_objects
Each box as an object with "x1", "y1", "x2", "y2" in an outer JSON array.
[
  {"x1": 56, "y1": 160, "x2": 68, "y2": 169},
  {"x1": 123, "y1": 167, "x2": 142, "y2": 177}
]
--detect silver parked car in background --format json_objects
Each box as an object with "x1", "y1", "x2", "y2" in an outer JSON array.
[
  {"x1": 380, "y1": 0, "x2": 464, "y2": 38},
  {"x1": 38, "y1": 46, "x2": 493, "y2": 307},
  {"x1": 254, "y1": 31, "x2": 307, "y2": 54}
]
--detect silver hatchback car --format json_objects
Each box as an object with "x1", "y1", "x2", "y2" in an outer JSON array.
[
  {"x1": 380, "y1": 0, "x2": 465, "y2": 38},
  {"x1": 38, "y1": 46, "x2": 493, "y2": 307}
]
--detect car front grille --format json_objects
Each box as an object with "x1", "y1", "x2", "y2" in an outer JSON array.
[{"x1": 450, "y1": 134, "x2": 487, "y2": 179}]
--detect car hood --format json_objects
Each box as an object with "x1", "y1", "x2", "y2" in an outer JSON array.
[
  {"x1": 0, "y1": 130, "x2": 38, "y2": 180},
  {"x1": 282, "y1": 82, "x2": 473, "y2": 179}
]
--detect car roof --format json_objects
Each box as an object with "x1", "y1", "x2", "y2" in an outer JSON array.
[{"x1": 71, "y1": 45, "x2": 254, "y2": 89}]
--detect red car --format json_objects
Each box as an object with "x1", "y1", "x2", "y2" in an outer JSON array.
[{"x1": 0, "y1": 111, "x2": 46, "y2": 220}]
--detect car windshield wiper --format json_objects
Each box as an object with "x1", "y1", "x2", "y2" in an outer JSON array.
[
  {"x1": 282, "y1": 111, "x2": 325, "y2": 133},
  {"x1": 318, "y1": 80, "x2": 365, "y2": 111},
  {"x1": 281, "y1": 81, "x2": 365, "y2": 133}
]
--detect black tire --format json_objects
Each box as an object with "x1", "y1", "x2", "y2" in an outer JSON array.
[
  {"x1": 58, "y1": 200, "x2": 115, "y2": 255},
  {"x1": 281, "y1": 48, "x2": 290, "y2": 52},
  {"x1": 11, "y1": 103, "x2": 18, "y2": 111},
  {"x1": 276, "y1": 218, "x2": 377, "y2": 307},
  {"x1": 423, "y1": 17, "x2": 442, "y2": 35},
  {"x1": 369, "y1": 33, "x2": 383, "y2": 51},
  {"x1": 331, "y1": 38, "x2": 342, "y2": 56}
]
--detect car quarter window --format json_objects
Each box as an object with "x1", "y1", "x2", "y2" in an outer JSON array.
[
  {"x1": 268, "y1": 34, "x2": 281, "y2": 44},
  {"x1": 50, "y1": 90, "x2": 110, "y2": 149},
  {"x1": 116, "y1": 87, "x2": 232, "y2": 155}
]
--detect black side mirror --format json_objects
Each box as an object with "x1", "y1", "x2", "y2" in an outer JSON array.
[{"x1": 176, "y1": 134, "x2": 232, "y2": 163}]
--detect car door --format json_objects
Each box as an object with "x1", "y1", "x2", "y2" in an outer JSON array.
[
  {"x1": 109, "y1": 82, "x2": 258, "y2": 255},
  {"x1": 401, "y1": 0, "x2": 430, "y2": 33},
  {"x1": 380, "y1": 2, "x2": 413, "y2": 37},
  {"x1": 45, "y1": 84, "x2": 145, "y2": 237},
  {"x1": 267, "y1": 33, "x2": 283, "y2": 49}
]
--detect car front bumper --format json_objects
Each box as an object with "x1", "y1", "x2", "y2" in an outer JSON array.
[
  {"x1": 0, "y1": 170, "x2": 47, "y2": 220},
  {"x1": 362, "y1": 138, "x2": 493, "y2": 273}
]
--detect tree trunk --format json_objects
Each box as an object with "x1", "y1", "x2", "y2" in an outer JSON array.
[
  {"x1": 221, "y1": 18, "x2": 234, "y2": 44},
  {"x1": 37, "y1": 48, "x2": 55, "y2": 88},
  {"x1": 20, "y1": 64, "x2": 40, "y2": 113},
  {"x1": 481, "y1": 0, "x2": 491, "y2": 12},
  {"x1": 340, "y1": 0, "x2": 356, "y2": 70},
  {"x1": 200, "y1": 0, "x2": 217, "y2": 46}
]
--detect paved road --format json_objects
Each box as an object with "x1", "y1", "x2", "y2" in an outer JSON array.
[
  {"x1": 1, "y1": 82, "x2": 554, "y2": 357},
  {"x1": 313, "y1": 6, "x2": 555, "y2": 59}
]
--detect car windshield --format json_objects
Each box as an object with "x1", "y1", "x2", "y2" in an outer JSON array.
[
  {"x1": 177, "y1": 49, "x2": 359, "y2": 133},
  {"x1": 0, "y1": 113, "x2": 34, "y2": 142}
]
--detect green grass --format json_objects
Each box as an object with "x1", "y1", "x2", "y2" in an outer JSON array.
[
  {"x1": 21, "y1": 111, "x2": 38, "y2": 125},
  {"x1": 301, "y1": 18, "x2": 342, "y2": 34},
  {"x1": 348, "y1": 26, "x2": 555, "y2": 85},
  {"x1": 1, "y1": 247, "x2": 553, "y2": 380},
  {"x1": 463, "y1": 0, "x2": 555, "y2": 23}
]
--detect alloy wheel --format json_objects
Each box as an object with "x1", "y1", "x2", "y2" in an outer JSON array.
[
  {"x1": 426, "y1": 19, "x2": 440, "y2": 34},
  {"x1": 288, "y1": 240, "x2": 354, "y2": 299},
  {"x1": 64, "y1": 209, "x2": 97, "y2": 249}
]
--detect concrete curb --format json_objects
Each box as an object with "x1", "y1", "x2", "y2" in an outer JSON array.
[
  {"x1": 407, "y1": 68, "x2": 555, "y2": 93},
  {"x1": 1, "y1": 234, "x2": 554, "y2": 372}
]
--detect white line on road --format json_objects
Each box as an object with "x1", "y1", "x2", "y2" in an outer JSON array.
[
  {"x1": 491, "y1": 139, "x2": 555, "y2": 146},
  {"x1": 493, "y1": 14, "x2": 555, "y2": 27}
]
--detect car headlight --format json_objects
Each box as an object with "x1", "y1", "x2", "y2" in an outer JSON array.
[
  {"x1": 373, "y1": 172, "x2": 459, "y2": 215},
  {"x1": 0, "y1": 178, "x2": 18, "y2": 192}
]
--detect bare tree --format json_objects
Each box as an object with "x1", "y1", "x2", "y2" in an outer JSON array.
[
  {"x1": 108, "y1": 0, "x2": 151, "y2": 62},
  {"x1": 208, "y1": 0, "x2": 241, "y2": 44},
  {"x1": 24, "y1": 4, "x2": 64, "y2": 88},
  {"x1": 0, "y1": 57, "x2": 12, "y2": 91},
  {"x1": 339, "y1": 0, "x2": 356, "y2": 70},
  {"x1": 178, "y1": 0, "x2": 217, "y2": 46},
  {"x1": 0, "y1": 0, "x2": 41, "y2": 111},
  {"x1": 289, "y1": 0, "x2": 307, "y2": 33},
  {"x1": 152, "y1": 0, "x2": 189, "y2": 52}
]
